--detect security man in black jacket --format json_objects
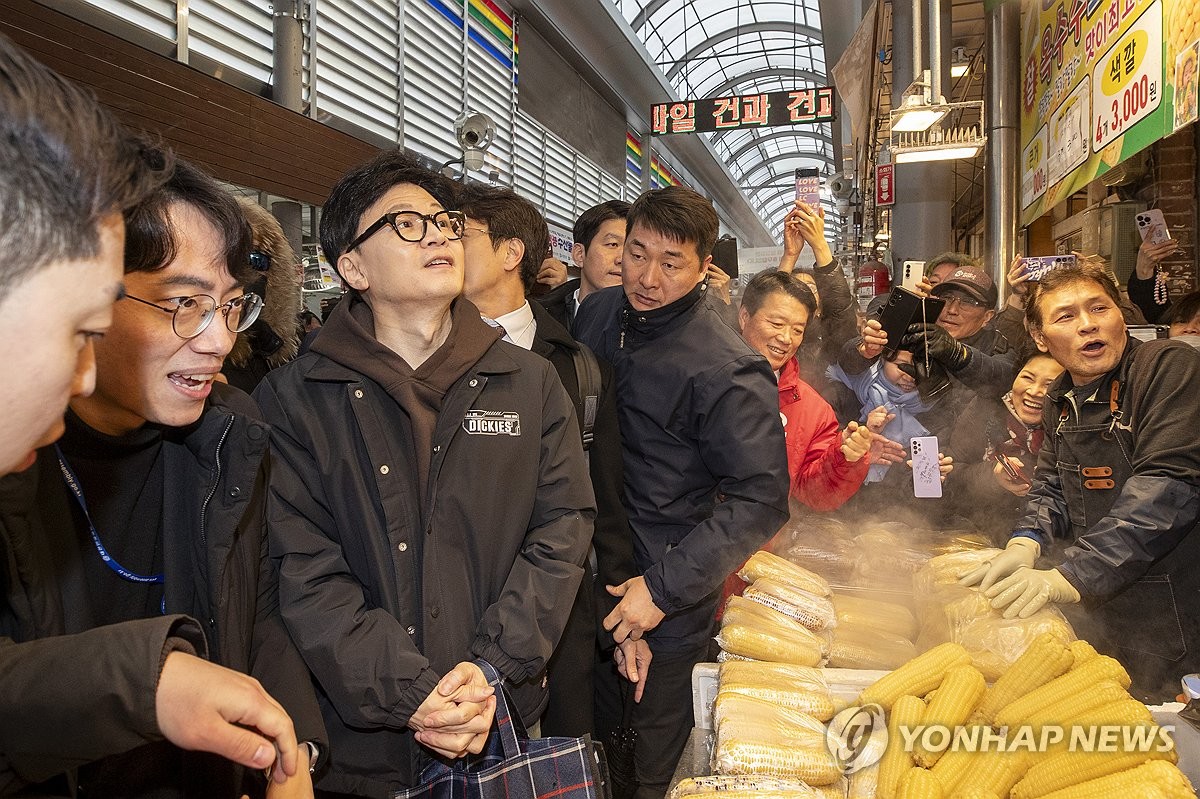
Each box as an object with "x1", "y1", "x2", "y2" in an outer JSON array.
[{"x1": 575, "y1": 186, "x2": 789, "y2": 798}]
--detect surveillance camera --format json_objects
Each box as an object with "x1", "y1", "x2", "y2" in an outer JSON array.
[{"x1": 454, "y1": 111, "x2": 496, "y2": 152}]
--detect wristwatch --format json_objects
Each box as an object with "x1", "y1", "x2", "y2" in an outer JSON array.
[{"x1": 265, "y1": 741, "x2": 321, "y2": 779}]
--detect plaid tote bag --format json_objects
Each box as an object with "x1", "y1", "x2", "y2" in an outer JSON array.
[{"x1": 393, "y1": 659, "x2": 611, "y2": 799}]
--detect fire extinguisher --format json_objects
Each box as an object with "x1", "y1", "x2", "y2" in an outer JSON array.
[{"x1": 856, "y1": 260, "x2": 891, "y2": 305}]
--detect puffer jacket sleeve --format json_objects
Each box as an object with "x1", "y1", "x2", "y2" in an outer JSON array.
[
  {"x1": 1057, "y1": 344, "x2": 1200, "y2": 597},
  {"x1": 0, "y1": 616, "x2": 206, "y2": 793},
  {"x1": 471, "y1": 365, "x2": 593, "y2": 682},
  {"x1": 642, "y1": 357, "x2": 790, "y2": 615},
  {"x1": 254, "y1": 378, "x2": 441, "y2": 730},
  {"x1": 789, "y1": 387, "x2": 868, "y2": 511}
]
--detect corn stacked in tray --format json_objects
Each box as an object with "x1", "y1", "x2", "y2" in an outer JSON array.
[
  {"x1": 665, "y1": 661, "x2": 848, "y2": 799},
  {"x1": 865, "y1": 635, "x2": 1195, "y2": 799}
]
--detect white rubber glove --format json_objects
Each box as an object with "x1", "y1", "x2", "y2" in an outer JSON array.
[
  {"x1": 959, "y1": 537, "x2": 1040, "y2": 590},
  {"x1": 985, "y1": 567, "x2": 1081, "y2": 619}
]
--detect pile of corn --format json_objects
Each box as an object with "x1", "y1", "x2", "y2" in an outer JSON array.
[
  {"x1": 718, "y1": 552, "x2": 834, "y2": 666},
  {"x1": 829, "y1": 592, "x2": 919, "y2": 670},
  {"x1": 864, "y1": 636, "x2": 1194, "y2": 799},
  {"x1": 699, "y1": 661, "x2": 845, "y2": 797}
]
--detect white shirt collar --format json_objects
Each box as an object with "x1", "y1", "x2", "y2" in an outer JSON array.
[{"x1": 486, "y1": 301, "x2": 538, "y2": 350}]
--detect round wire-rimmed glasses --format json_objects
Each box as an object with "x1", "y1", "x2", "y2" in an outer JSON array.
[{"x1": 124, "y1": 292, "x2": 264, "y2": 339}]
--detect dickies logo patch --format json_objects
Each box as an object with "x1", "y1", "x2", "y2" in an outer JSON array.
[{"x1": 462, "y1": 410, "x2": 521, "y2": 436}]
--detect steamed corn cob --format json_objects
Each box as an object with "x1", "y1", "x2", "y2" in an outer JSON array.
[
  {"x1": 833, "y1": 592, "x2": 919, "y2": 641},
  {"x1": 743, "y1": 577, "x2": 836, "y2": 631},
  {"x1": 896, "y1": 767, "x2": 944, "y2": 799},
  {"x1": 859, "y1": 643, "x2": 973, "y2": 710},
  {"x1": 975, "y1": 632, "x2": 1074, "y2": 724},
  {"x1": 913, "y1": 664, "x2": 987, "y2": 767},
  {"x1": 929, "y1": 736, "x2": 984, "y2": 795},
  {"x1": 1044, "y1": 701, "x2": 1158, "y2": 756},
  {"x1": 1022, "y1": 678, "x2": 1129, "y2": 729},
  {"x1": 877, "y1": 694, "x2": 926, "y2": 799},
  {"x1": 994, "y1": 655, "x2": 1131, "y2": 729},
  {"x1": 1068, "y1": 639, "x2": 1098, "y2": 664},
  {"x1": 1038, "y1": 760, "x2": 1195, "y2": 799},
  {"x1": 717, "y1": 596, "x2": 827, "y2": 665},
  {"x1": 717, "y1": 661, "x2": 835, "y2": 721},
  {"x1": 1012, "y1": 746, "x2": 1179, "y2": 799},
  {"x1": 737, "y1": 550, "x2": 832, "y2": 596},
  {"x1": 954, "y1": 747, "x2": 1030, "y2": 797}
]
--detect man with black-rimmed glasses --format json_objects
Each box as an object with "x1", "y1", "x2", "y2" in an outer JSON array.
[{"x1": 255, "y1": 150, "x2": 593, "y2": 796}]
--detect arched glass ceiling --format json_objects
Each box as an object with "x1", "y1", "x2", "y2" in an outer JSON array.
[{"x1": 614, "y1": 0, "x2": 836, "y2": 243}]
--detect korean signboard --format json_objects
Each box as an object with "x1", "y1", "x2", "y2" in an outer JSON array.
[
  {"x1": 876, "y1": 163, "x2": 896, "y2": 206},
  {"x1": 651, "y1": 88, "x2": 837, "y2": 136},
  {"x1": 1020, "y1": 0, "x2": 1197, "y2": 224}
]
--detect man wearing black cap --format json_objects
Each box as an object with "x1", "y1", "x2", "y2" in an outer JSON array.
[{"x1": 901, "y1": 263, "x2": 1016, "y2": 396}]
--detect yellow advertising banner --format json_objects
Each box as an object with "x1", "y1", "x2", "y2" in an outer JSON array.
[{"x1": 1019, "y1": 0, "x2": 1198, "y2": 224}]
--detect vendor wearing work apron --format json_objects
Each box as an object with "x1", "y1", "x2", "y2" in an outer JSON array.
[{"x1": 962, "y1": 262, "x2": 1200, "y2": 702}]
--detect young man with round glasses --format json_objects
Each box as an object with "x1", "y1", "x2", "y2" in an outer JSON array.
[
  {"x1": 0, "y1": 154, "x2": 325, "y2": 795},
  {"x1": 254, "y1": 150, "x2": 593, "y2": 795}
]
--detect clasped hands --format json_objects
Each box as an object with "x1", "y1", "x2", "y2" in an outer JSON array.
[
  {"x1": 604, "y1": 576, "x2": 663, "y2": 703},
  {"x1": 408, "y1": 661, "x2": 497, "y2": 759},
  {"x1": 959, "y1": 538, "x2": 1080, "y2": 619}
]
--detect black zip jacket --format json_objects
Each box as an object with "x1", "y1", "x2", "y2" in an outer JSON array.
[
  {"x1": 574, "y1": 283, "x2": 789, "y2": 650},
  {"x1": 1016, "y1": 336, "x2": 1200, "y2": 699},
  {"x1": 255, "y1": 312, "x2": 594, "y2": 797},
  {"x1": 0, "y1": 383, "x2": 324, "y2": 795}
]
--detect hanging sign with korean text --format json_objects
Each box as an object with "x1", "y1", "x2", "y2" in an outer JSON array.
[
  {"x1": 876, "y1": 163, "x2": 895, "y2": 206},
  {"x1": 1020, "y1": 0, "x2": 1195, "y2": 225},
  {"x1": 650, "y1": 88, "x2": 837, "y2": 136}
]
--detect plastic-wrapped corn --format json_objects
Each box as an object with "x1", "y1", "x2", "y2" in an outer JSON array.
[
  {"x1": 833, "y1": 592, "x2": 919, "y2": 642},
  {"x1": 1038, "y1": 760, "x2": 1195, "y2": 799},
  {"x1": 848, "y1": 765, "x2": 878, "y2": 799},
  {"x1": 829, "y1": 625, "x2": 919, "y2": 670},
  {"x1": 913, "y1": 664, "x2": 986, "y2": 768},
  {"x1": 974, "y1": 632, "x2": 1074, "y2": 724},
  {"x1": 743, "y1": 577, "x2": 836, "y2": 631},
  {"x1": 716, "y1": 650, "x2": 758, "y2": 663},
  {"x1": 666, "y1": 775, "x2": 825, "y2": 798},
  {"x1": 859, "y1": 642, "x2": 973, "y2": 710},
  {"x1": 717, "y1": 661, "x2": 835, "y2": 721},
  {"x1": 712, "y1": 694, "x2": 841, "y2": 785},
  {"x1": 915, "y1": 548, "x2": 1002, "y2": 591},
  {"x1": 953, "y1": 604, "x2": 1076, "y2": 682},
  {"x1": 737, "y1": 550, "x2": 831, "y2": 596},
  {"x1": 717, "y1": 596, "x2": 827, "y2": 665}
]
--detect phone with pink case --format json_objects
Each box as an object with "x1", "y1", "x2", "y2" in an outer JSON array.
[{"x1": 1136, "y1": 209, "x2": 1171, "y2": 245}]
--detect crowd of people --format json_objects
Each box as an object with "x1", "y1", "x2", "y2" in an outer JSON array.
[{"x1": 2, "y1": 33, "x2": 1200, "y2": 799}]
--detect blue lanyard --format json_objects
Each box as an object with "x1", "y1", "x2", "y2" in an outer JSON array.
[{"x1": 54, "y1": 445, "x2": 166, "y2": 614}]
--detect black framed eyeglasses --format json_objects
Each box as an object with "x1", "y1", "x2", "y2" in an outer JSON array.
[
  {"x1": 346, "y1": 210, "x2": 466, "y2": 252},
  {"x1": 125, "y1": 292, "x2": 264, "y2": 339}
]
